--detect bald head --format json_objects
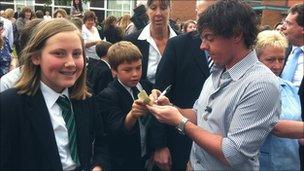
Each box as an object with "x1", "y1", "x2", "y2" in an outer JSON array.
[{"x1": 196, "y1": 0, "x2": 216, "y2": 17}]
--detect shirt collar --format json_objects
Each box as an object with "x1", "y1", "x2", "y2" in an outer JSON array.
[
  {"x1": 211, "y1": 50, "x2": 258, "y2": 81},
  {"x1": 138, "y1": 23, "x2": 177, "y2": 41},
  {"x1": 117, "y1": 79, "x2": 143, "y2": 93},
  {"x1": 40, "y1": 81, "x2": 69, "y2": 109}
]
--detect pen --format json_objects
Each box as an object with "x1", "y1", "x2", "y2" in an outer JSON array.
[{"x1": 159, "y1": 85, "x2": 172, "y2": 98}]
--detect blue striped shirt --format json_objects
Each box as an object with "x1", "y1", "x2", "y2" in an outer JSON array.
[{"x1": 190, "y1": 50, "x2": 281, "y2": 170}]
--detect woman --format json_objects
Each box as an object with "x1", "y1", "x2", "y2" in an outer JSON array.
[
  {"x1": 256, "y1": 30, "x2": 302, "y2": 171},
  {"x1": 0, "y1": 19, "x2": 108, "y2": 171},
  {"x1": 182, "y1": 20, "x2": 196, "y2": 33},
  {"x1": 71, "y1": 0, "x2": 83, "y2": 18},
  {"x1": 15, "y1": 6, "x2": 33, "y2": 56},
  {"x1": 125, "y1": 0, "x2": 177, "y2": 86},
  {"x1": 53, "y1": 9, "x2": 68, "y2": 19},
  {"x1": 82, "y1": 11, "x2": 101, "y2": 60}
]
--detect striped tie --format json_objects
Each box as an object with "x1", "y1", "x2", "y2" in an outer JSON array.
[
  {"x1": 208, "y1": 55, "x2": 214, "y2": 70},
  {"x1": 56, "y1": 95, "x2": 80, "y2": 166}
]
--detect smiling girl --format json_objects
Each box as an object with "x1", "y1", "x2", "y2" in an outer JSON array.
[{"x1": 0, "y1": 19, "x2": 108, "y2": 171}]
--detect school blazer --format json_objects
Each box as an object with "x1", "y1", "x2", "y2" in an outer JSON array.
[
  {"x1": 0, "y1": 88, "x2": 109, "y2": 171},
  {"x1": 96, "y1": 78, "x2": 152, "y2": 170}
]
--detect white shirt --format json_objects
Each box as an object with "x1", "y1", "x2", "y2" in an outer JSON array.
[
  {"x1": 0, "y1": 67, "x2": 22, "y2": 92},
  {"x1": 82, "y1": 24, "x2": 101, "y2": 60},
  {"x1": 138, "y1": 23, "x2": 177, "y2": 84},
  {"x1": 286, "y1": 46, "x2": 303, "y2": 87},
  {"x1": 40, "y1": 82, "x2": 77, "y2": 171}
]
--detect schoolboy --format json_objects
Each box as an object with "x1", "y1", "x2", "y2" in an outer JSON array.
[
  {"x1": 86, "y1": 41, "x2": 113, "y2": 95},
  {"x1": 96, "y1": 41, "x2": 153, "y2": 170}
]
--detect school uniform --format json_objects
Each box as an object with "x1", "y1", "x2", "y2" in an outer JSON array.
[
  {"x1": 96, "y1": 78, "x2": 152, "y2": 170},
  {"x1": 0, "y1": 83, "x2": 109, "y2": 170}
]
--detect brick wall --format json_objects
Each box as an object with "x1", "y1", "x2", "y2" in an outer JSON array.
[{"x1": 170, "y1": 0, "x2": 196, "y2": 22}]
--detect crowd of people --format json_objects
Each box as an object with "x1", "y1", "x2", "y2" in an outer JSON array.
[{"x1": 0, "y1": 0, "x2": 303, "y2": 170}]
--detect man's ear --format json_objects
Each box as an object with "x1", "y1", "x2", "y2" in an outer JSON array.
[
  {"x1": 233, "y1": 31, "x2": 243, "y2": 44},
  {"x1": 31, "y1": 55, "x2": 40, "y2": 65}
]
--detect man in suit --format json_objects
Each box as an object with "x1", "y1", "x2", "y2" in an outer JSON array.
[
  {"x1": 281, "y1": 4, "x2": 303, "y2": 88},
  {"x1": 151, "y1": 1, "x2": 215, "y2": 170}
]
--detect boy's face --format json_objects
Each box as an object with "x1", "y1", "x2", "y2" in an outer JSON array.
[{"x1": 112, "y1": 60, "x2": 142, "y2": 87}]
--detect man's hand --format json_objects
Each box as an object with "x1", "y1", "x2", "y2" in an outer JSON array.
[
  {"x1": 153, "y1": 147, "x2": 172, "y2": 171},
  {"x1": 146, "y1": 105, "x2": 183, "y2": 126}
]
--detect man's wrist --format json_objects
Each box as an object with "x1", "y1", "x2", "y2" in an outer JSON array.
[{"x1": 175, "y1": 116, "x2": 189, "y2": 135}]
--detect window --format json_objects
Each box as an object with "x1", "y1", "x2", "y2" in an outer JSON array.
[{"x1": 90, "y1": 0, "x2": 104, "y2": 8}]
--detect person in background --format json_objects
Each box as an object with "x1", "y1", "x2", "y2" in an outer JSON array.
[
  {"x1": 125, "y1": 0, "x2": 177, "y2": 88},
  {"x1": 182, "y1": 20, "x2": 196, "y2": 33},
  {"x1": 43, "y1": 11, "x2": 52, "y2": 20},
  {"x1": 0, "y1": 19, "x2": 43, "y2": 92},
  {"x1": 100, "y1": 16, "x2": 123, "y2": 44},
  {"x1": 15, "y1": 7, "x2": 33, "y2": 56},
  {"x1": 125, "y1": 4, "x2": 149, "y2": 36},
  {"x1": 274, "y1": 22, "x2": 283, "y2": 33},
  {"x1": 0, "y1": 19, "x2": 12, "y2": 78},
  {"x1": 118, "y1": 14, "x2": 132, "y2": 36},
  {"x1": 96, "y1": 41, "x2": 153, "y2": 170},
  {"x1": 4, "y1": 8, "x2": 16, "y2": 24},
  {"x1": 281, "y1": 3, "x2": 303, "y2": 88},
  {"x1": 256, "y1": 30, "x2": 302, "y2": 171},
  {"x1": 86, "y1": 41, "x2": 113, "y2": 95},
  {"x1": 53, "y1": 9, "x2": 68, "y2": 19},
  {"x1": 35, "y1": 10, "x2": 44, "y2": 19},
  {"x1": 71, "y1": 0, "x2": 84, "y2": 18},
  {"x1": 82, "y1": 11, "x2": 101, "y2": 60},
  {"x1": 0, "y1": 10, "x2": 14, "y2": 53},
  {"x1": 0, "y1": 18, "x2": 109, "y2": 171},
  {"x1": 147, "y1": 0, "x2": 280, "y2": 170}
]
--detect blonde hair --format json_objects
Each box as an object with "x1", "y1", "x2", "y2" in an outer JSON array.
[
  {"x1": 4, "y1": 8, "x2": 14, "y2": 19},
  {"x1": 118, "y1": 14, "x2": 131, "y2": 34},
  {"x1": 107, "y1": 41, "x2": 142, "y2": 70},
  {"x1": 15, "y1": 18, "x2": 91, "y2": 100},
  {"x1": 255, "y1": 30, "x2": 288, "y2": 57}
]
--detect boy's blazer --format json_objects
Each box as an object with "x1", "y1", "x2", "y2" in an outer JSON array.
[{"x1": 96, "y1": 78, "x2": 152, "y2": 170}]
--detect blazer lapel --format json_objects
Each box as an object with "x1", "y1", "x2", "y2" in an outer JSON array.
[
  {"x1": 191, "y1": 34, "x2": 210, "y2": 78},
  {"x1": 24, "y1": 90, "x2": 62, "y2": 170}
]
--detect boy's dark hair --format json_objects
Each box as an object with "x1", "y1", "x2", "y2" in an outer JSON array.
[
  {"x1": 290, "y1": 3, "x2": 303, "y2": 27},
  {"x1": 35, "y1": 10, "x2": 44, "y2": 18},
  {"x1": 95, "y1": 41, "x2": 112, "y2": 58},
  {"x1": 107, "y1": 41, "x2": 142, "y2": 70},
  {"x1": 197, "y1": 0, "x2": 258, "y2": 49}
]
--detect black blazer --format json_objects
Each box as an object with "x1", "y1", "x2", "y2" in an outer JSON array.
[
  {"x1": 0, "y1": 88, "x2": 109, "y2": 171},
  {"x1": 96, "y1": 79, "x2": 152, "y2": 170},
  {"x1": 87, "y1": 58, "x2": 113, "y2": 96},
  {"x1": 152, "y1": 31, "x2": 210, "y2": 170}
]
